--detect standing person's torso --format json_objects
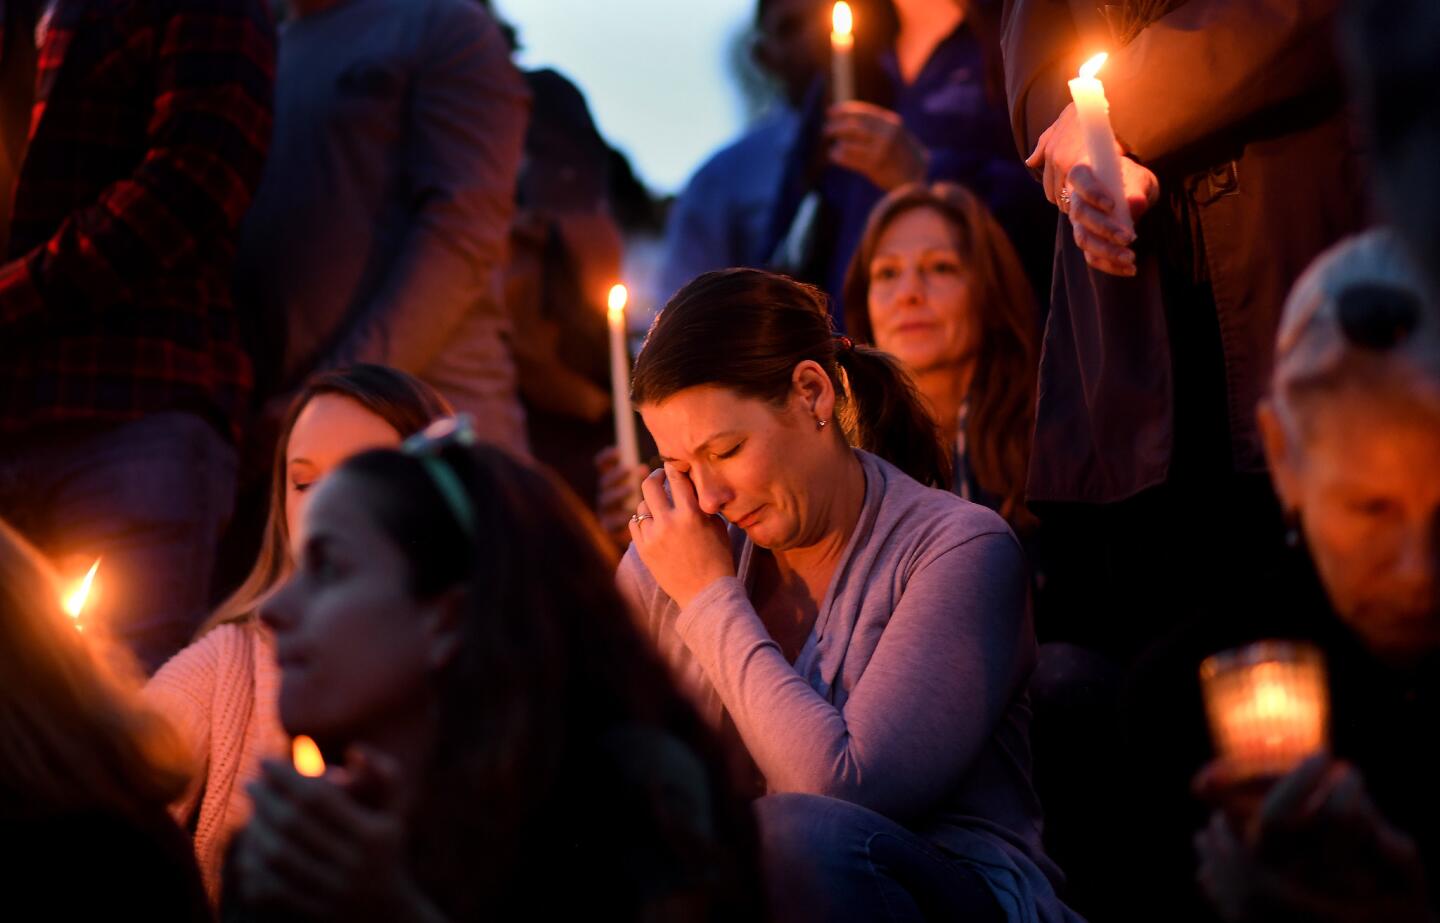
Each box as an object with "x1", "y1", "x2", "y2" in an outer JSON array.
[
  {"x1": 820, "y1": 22, "x2": 1033, "y2": 316},
  {"x1": 237, "y1": 0, "x2": 435, "y2": 386},
  {"x1": 0, "y1": 0, "x2": 271, "y2": 442}
]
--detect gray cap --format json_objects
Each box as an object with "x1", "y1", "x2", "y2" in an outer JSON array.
[{"x1": 1273, "y1": 228, "x2": 1440, "y2": 409}]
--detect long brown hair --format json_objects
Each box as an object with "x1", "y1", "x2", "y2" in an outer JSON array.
[
  {"x1": 843, "y1": 182, "x2": 1039, "y2": 530},
  {"x1": 632, "y1": 267, "x2": 950, "y2": 488},
  {"x1": 203, "y1": 365, "x2": 452, "y2": 633},
  {"x1": 0, "y1": 520, "x2": 189, "y2": 822},
  {"x1": 337, "y1": 444, "x2": 761, "y2": 919}
]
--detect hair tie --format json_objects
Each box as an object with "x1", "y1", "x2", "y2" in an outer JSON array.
[{"x1": 834, "y1": 335, "x2": 854, "y2": 353}]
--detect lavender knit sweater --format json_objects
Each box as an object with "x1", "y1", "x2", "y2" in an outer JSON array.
[
  {"x1": 619, "y1": 450, "x2": 1079, "y2": 922},
  {"x1": 144, "y1": 621, "x2": 287, "y2": 903}
]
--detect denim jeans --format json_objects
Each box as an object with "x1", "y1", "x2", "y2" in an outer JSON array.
[
  {"x1": 0, "y1": 412, "x2": 236, "y2": 672},
  {"x1": 755, "y1": 793, "x2": 1009, "y2": 923}
]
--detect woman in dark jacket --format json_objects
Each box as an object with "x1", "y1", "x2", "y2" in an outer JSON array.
[{"x1": 1001, "y1": 0, "x2": 1370, "y2": 660}]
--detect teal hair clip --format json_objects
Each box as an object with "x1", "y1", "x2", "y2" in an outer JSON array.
[{"x1": 402, "y1": 414, "x2": 480, "y2": 538}]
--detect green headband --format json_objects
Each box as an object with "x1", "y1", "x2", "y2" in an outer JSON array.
[
  {"x1": 402, "y1": 415, "x2": 479, "y2": 538},
  {"x1": 415, "y1": 455, "x2": 477, "y2": 538}
]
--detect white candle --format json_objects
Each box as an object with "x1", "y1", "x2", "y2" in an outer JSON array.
[
  {"x1": 1067, "y1": 53, "x2": 1132, "y2": 237},
  {"x1": 831, "y1": 2, "x2": 854, "y2": 104},
  {"x1": 608, "y1": 284, "x2": 640, "y2": 472},
  {"x1": 63, "y1": 558, "x2": 101, "y2": 632}
]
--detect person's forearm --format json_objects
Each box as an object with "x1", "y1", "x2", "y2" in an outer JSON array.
[
  {"x1": 674, "y1": 536, "x2": 1027, "y2": 821},
  {"x1": 1001, "y1": 0, "x2": 1088, "y2": 159},
  {"x1": 1105, "y1": 0, "x2": 1342, "y2": 161}
]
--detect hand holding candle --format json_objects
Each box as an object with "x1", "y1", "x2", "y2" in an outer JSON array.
[
  {"x1": 830, "y1": 2, "x2": 854, "y2": 104},
  {"x1": 1067, "y1": 53, "x2": 1132, "y2": 238},
  {"x1": 607, "y1": 284, "x2": 640, "y2": 473}
]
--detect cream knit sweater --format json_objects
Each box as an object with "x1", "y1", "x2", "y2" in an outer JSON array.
[{"x1": 144, "y1": 620, "x2": 288, "y2": 902}]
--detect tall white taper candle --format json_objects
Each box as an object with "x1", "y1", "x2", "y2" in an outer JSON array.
[
  {"x1": 1067, "y1": 53, "x2": 1133, "y2": 237},
  {"x1": 831, "y1": 2, "x2": 855, "y2": 104},
  {"x1": 607, "y1": 284, "x2": 640, "y2": 471}
]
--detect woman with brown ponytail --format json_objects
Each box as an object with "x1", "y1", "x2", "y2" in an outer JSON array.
[{"x1": 617, "y1": 268, "x2": 1079, "y2": 922}]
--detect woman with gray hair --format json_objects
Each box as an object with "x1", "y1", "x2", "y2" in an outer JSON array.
[{"x1": 1119, "y1": 228, "x2": 1440, "y2": 921}]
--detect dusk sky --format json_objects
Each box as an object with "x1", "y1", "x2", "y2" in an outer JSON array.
[{"x1": 501, "y1": 0, "x2": 760, "y2": 195}]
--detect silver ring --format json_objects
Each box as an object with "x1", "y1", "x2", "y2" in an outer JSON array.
[
  {"x1": 1058, "y1": 187, "x2": 1072, "y2": 210},
  {"x1": 630, "y1": 512, "x2": 653, "y2": 524}
]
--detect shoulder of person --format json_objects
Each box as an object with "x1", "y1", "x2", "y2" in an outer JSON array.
[
  {"x1": 687, "y1": 112, "x2": 797, "y2": 189},
  {"x1": 861, "y1": 450, "x2": 1020, "y2": 557},
  {"x1": 147, "y1": 621, "x2": 251, "y2": 690},
  {"x1": 417, "y1": 0, "x2": 507, "y2": 43}
]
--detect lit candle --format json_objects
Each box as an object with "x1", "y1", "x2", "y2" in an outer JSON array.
[
  {"x1": 831, "y1": 2, "x2": 854, "y2": 104},
  {"x1": 1200, "y1": 641, "x2": 1329, "y2": 780},
  {"x1": 607, "y1": 284, "x2": 640, "y2": 472},
  {"x1": 1067, "y1": 53, "x2": 1132, "y2": 237},
  {"x1": 292, "y1": 735, "x2": 326, "y2": 778},
  {"x1": 62, "y1": 558, "x2": 101, "y2": 632}
]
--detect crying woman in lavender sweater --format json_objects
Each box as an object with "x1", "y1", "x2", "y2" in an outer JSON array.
[{"x1": 618, "y1": 268, "x2": 1083, "y2": 923}]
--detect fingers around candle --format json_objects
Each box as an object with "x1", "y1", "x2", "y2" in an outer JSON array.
[
  {"x1": 1067, "y1": 164, "x2": 1116, "y2": 215},
  {"x1": 1071, "y1": 197, "x2": 1135, "y2": 250},
  {"x1": 1073, "y1": 222, "x2": 1136, "y2": 277},
  {"x1": 1027, "y1": 119, "x2": 1056, "y2": 169},
  {"x1": 1044, "y1": 156, "x2": 1065, "y2": 206},
  {"x1": 1307, "y1": 764, "x2": 1365, "y2": 822},
  {"x1": 1256, "y1": 754, "x2": 1333, "y2": 831}
]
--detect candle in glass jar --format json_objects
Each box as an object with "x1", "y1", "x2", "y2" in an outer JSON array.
[
  {"x1": 1200, "y1": 641, "x2": 1329, "y2": 779},
  {"x1": 607, "y1": 284, "x2": 640, "y2": 472},
  {"x1": 1067, "y1": 52, "x2": 1132, "y2": 237},
  {"x1": 831, "y1": 2, "x2": 855, "y2": 104}
]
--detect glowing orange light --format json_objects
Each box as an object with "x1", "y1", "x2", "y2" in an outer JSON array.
[
  {"x1": 832, "y1": 1, "x2": 853, "y2": 38},
  {"x1": 63, "y1": 559, "x2": 101, "y2": 630},
  {"x1": 292, "y1": 736, "x2": 326, "y2": 777},
  {"x1": 1079, "y1": 52, "x2": 1108, "y2": 80},
  {"x1": 607, "y1": 283, "x2": 629, "y2": 323}
]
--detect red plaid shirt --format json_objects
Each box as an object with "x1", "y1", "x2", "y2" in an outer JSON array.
[{"x1": 0, "y1": 0, "x2": 275, "y2": 444}]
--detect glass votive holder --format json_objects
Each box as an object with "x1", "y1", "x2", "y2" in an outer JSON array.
[{"x1": 1199, "y1": 641, "x2": 1329, "y2": 780}]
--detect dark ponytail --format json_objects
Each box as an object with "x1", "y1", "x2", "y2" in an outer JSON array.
[
  {"x1": 834, "y1": 343, "x2": 951, "y2": 487},
  {"x1": 632, "y1": 268, "x2": 950, "y2": 487}
]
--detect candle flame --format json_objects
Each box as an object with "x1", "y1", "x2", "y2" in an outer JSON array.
[
  {"x1": 607, "y1": 283, "x2": 629, "y2": 322},
  {"x1": 292, "y1": 736, "x2": 326, "y2": 777},
  {"x1": 832, "y1": 1, "x2": 852, "y2": 37},
  {"x1": 63, "y1": 558, "x2": 101, "y2": 624},
  {"x1": 1252, "y1": 676, "x2": 1291, "y2": 720},
  {"x1": 1080, "y1": 53, "x2": 1108, "y2": 80}
]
